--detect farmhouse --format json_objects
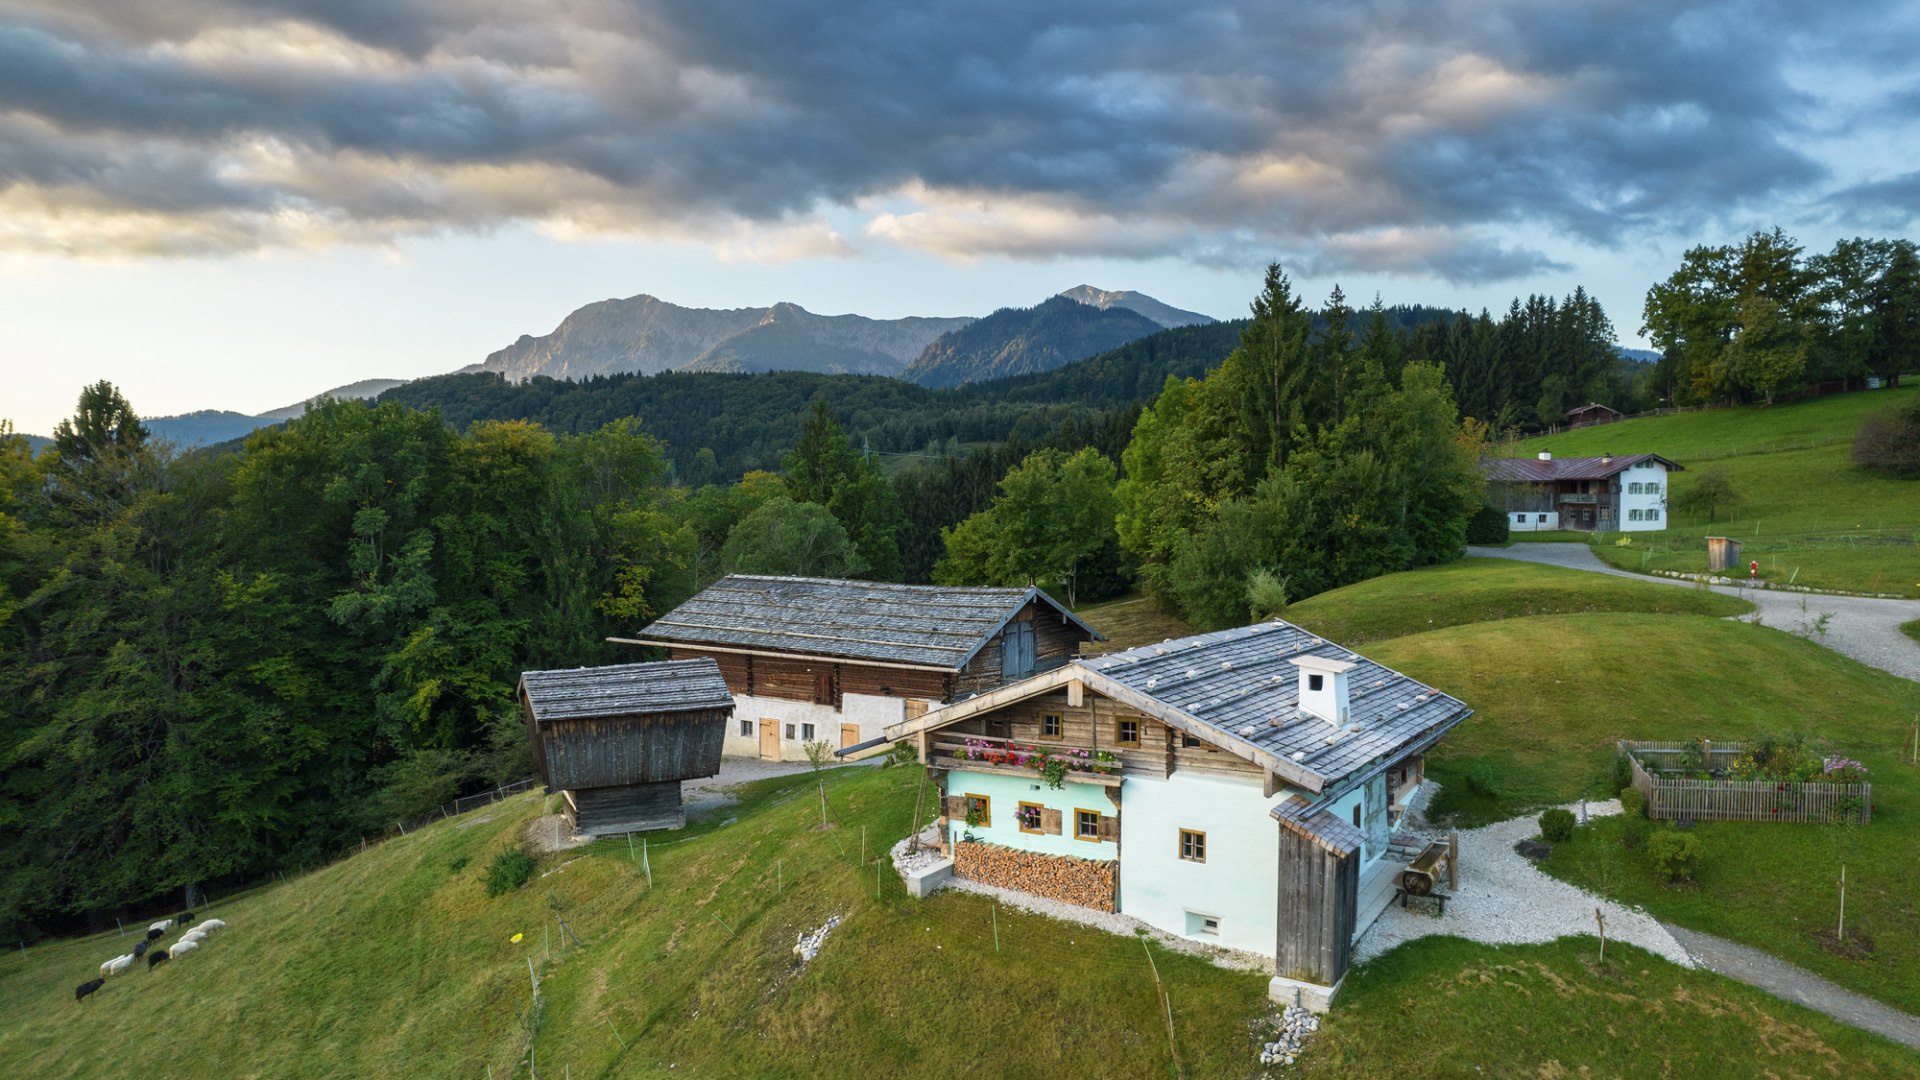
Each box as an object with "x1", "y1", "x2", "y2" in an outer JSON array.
[
  {"x1": 621, "y1": 575, "x2": 1102, "y2": 762},
  {"x1": 1483, "y1": 451, "x2": 1683, "y2": 532},
  {"x1": 885, "y1": 619, "x2": 1471, "y2": 1008},
  {"x1": 1563, "y1": 402, "x2": 1622, "y2": 428},
  {"x1": 520, "y1": 659, "x2": 733, "y2": 835}
]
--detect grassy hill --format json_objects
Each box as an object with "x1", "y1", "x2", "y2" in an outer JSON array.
[
  {"x1": 1512, "y1": 386, "x2": 1920, "y2": 595},
  {"x1": 1371, "y1": 612, "x2": 1920, "y2": 1013}
]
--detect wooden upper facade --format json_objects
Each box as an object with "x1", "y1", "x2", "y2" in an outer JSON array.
[{"x1": 519, "y1": 660, "x2": 733, "y2": 794}]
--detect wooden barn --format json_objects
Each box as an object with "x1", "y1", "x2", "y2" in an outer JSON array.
[
  {"x1": 520, "y1": 660, "x2": 734, "y2": 835},
  {"x1": 618, "y1": 575, "x2": 1102, "y2": 762}
]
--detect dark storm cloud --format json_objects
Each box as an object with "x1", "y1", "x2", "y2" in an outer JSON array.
[{"x1": 0, "y1": 0, "x2": 1908, "y2": 276}]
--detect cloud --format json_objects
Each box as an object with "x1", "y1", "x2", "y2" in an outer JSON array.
[{"x1": 0, "y1": 0, "x2": 1909, "y2": 278}]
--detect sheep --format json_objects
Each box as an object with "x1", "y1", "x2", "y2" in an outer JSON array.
[
  {"x1": 196, "y1": 918, "x2": 226, "y2": 933},
  {"x1": 147, "y1": 919, "x2": 173, "y2": 935},
  {"x1": 169, "y1": 939, "x2": 200, "y2": 958},
  {"x1": 75, "y1": 978, "x2": 105, "y2": 1004},
  {"x1": 175, "y1": 911, "x2": 194, "y2": 925},
  {"x1": 177, "y1": 930, "x2": 206, "y2": 948},
  {"x1": 144, "y1": 928, "x2": 164, "y2": 943},
  {"x1": 132, "y1": 940, "x2": 149, "y2": 959},
  {"x1": 99, "y1": 954, "x2": 134, "y2": 978},
  {"x1": 146, "y1": 949, "x2": 169, "y2": 971}
]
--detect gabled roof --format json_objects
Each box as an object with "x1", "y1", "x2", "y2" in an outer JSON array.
[
  {"x1": 1481, "y1": 453, "x2": 1683, "y2": 484},
  {"x1": 520, "y1": 660, "x2": 734, "y2": 726},
  {"x1": 1564, "y1": 402, "x2": 1620, "y2": 417},
  {"x1": 636, "y1": 575, "x2": 1101, "y2": 670},
  {"x1": 888, "y1": 620, "x2": 1471, "y2": 794}
]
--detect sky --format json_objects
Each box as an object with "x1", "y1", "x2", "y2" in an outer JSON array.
[{"x1": 3, "y1": 0, "x2": 1918, "y2": 435}]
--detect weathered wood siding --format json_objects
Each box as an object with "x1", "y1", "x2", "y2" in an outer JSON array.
[
  {"x1": 668, "y1": 646, "x2": 954, "y2": 706},
  {"x1": 537, "y1": 708, "x2": 728, "y2": 790},
  {"x1": 1275, "y1": 828, "x2": 1357, "y2": 985},
  {"x1": 955, "y1": 601, "x2": 1094, "y2": 696},
  {"x1": 565, "y1": 781, "x2": 686, "y2": 835},
  {"x1": 932, "y1": 687, "x2": 1181, "y2": 778}
]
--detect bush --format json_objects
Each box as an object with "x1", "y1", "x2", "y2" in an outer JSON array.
[
  {"x1": 1852, "y1": 397, "x2": 1920, "y2": 478},
  {"x1": 1618, "y1": 786, "x2": 1646, "y2": 818},
  {"x1": 1465, "y1": 504, "x2": 1511, "y2": 545},
  {"x1": 1539, "y1": 807, "x2": 1576, "y2": 843},
  {"x1": 448, "y1": 854, "x2": 471, "y2": 875},
  {"x1": 884, "y1": 740, "x2": 919, "y2": 768},
  {"x1": 485, "y1": 850, "x2": 537, "y2": 897},
  {"x1": 1646, "y1": 828, "x2": 1702, "y2": 883},
  {"x1": 1609, "y1": 753, "x2": 1634, "y2": 794}
]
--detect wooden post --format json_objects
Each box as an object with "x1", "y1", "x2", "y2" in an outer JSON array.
[
  {"x1": 643, "y1": 838, "x2": 651, "y2": 888},
  {"x1": 1595, "y1": 907, "x2": 1607, "y2": 961},
  {"x1": 116, "y1": 918, "x2": 123, "y2": 937},
  {"x1": 1838, "y1": 863, "x2": 1847, "y2": 941},
  {"x1": 1447, "y1": 831, "x2": 1459, "y2": 891},
  {"x1": 992, "y1": 905, "x2": 1000, "y2": 952}
]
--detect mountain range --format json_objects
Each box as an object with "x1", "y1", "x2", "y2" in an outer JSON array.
[{"x1": 902, "y1": 296, "x2": 1169, "y2": 388}]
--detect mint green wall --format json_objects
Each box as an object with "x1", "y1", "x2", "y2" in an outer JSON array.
[{"x1": 945, "y1": 768, "x2": 1116, "y2": 861}]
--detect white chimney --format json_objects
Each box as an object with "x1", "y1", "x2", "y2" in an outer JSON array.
[
  {"x1": 1288, "y1": 655, "x2": 1356, "y2": 727},
  {"x1": 1537, "y1": 451, "x2": 1552, "y2": 461}
]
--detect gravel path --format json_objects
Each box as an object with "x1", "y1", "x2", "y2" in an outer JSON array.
[
  {"x1": 1353, "y1": 798, "x2": 1692, "y2": 966},
  {"x1": 1468, "y1": 544, "x2": 1920, "y2": 683},
  {"x1": 1660, "y1": 924, "x2": 1920, "y2": 1050},
  {"x1": 683, "y1": 757, "x2": 821, "y2": 811}
]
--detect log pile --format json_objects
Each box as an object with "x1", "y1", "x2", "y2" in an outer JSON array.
[{"x1": 953, "y1": 841, "x2": 1117, "y2": 912}]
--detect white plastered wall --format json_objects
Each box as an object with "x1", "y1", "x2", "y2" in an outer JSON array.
[
  {"x1": 1618, "y1": 461, "x2": 1670, "y2": 531},
  {"x1": 720, "y1": 692, "x2": 906, "y2": 761}
]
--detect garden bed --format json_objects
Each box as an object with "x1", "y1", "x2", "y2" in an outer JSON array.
[{"x1": 1619, "y1": 739, "x2": 1870, "y2": 824}]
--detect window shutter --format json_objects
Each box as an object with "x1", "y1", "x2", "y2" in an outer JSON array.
[
  {"x1": 1040, "y1": 808, "x2": 1063, "y2": 835},
  {"x1": 943, "y1": 795, "x2": 967, "y2": 819},
  {"x1": 1099, "y1": 814, "x2": 1118, "y2": 841}
]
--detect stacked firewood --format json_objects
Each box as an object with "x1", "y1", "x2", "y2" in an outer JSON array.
[{"x1": 953, "y1": 841, "x2": 1117, "y2": 911}]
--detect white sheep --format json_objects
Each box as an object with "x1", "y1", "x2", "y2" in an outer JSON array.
[
  {"x1": 177, "y1": 929, "x2": 207, "y2": 947},
  {"x1": 100, "y1": 954, "x2": 134, "y2": 978},
  {"x1": 168, "y1": 939, "x2": 200, "y2": 958},
  {"x1": 147, "y1": 919, "x2": 173, "y2": 934},
  {"x1": 196, "y1": 919, "x2": 226, "y2": 933}
]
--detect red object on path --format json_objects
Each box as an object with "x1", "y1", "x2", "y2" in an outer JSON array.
[{"x1": 1750, "y1": 560, "x2": 1759, "y2": 579}]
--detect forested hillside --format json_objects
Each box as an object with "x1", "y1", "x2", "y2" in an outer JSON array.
[{"x1": 902, "y1": 295, "x2": 1165, "y2": 387}]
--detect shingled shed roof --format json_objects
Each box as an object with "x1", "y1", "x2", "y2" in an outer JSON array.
[
  {"x1": 520, "y1": 659, "x2": 734, "y2": 727},
  {"x1": 637, "y1": 575, "x2": 1101, "y2": 669},
  {"x1": 1482, "y1": 453, "x2": 1683, "y2": 483},
  {"x1": 1081, "y1": 621, "x2": 1470, "y2": 790},
  {"x1": 1275, "y1": 802, "x2": 1366, "y2": 856}
]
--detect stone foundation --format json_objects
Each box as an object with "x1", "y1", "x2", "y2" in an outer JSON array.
[{"x1": 952, "y1": 841, "x2": 1117, "y2": 912}]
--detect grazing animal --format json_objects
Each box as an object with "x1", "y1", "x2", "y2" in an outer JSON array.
[
  {"x1": 176, "y1": 911, "x2": 194, "y2": 924},
  {"x1": 99, "y1": 954, "x2": 134, "y2": 978},
  {"x1": 177, "y1": 931, "x2": 206, "y2": 948},
  {"x1": 75, "y1": 978, "x2": 105, "y2": 1004},
  {"x1": 148, "y1": 919, "x2": 173, "y2": 935},
  {"x1": 197, "y1": 919, "x2": 227, "y2": 933},
  {"x1": 132, "y1": 940, "x2": 149, "y2": 959},
  {"x1": 145, "y1": 928, "x2": 164, "y2": 942},
  {"x1": 147, "y1": 949, "x2": 169, "y2": 971},
  {"x1": 169, "y1": 939, "x2": 200, "y2": 958}
]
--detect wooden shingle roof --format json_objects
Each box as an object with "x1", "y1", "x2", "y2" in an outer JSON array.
[
  {"x1": 519, "y1": 660, "x2": 734, "y2": 726},
  {"x1": 1481, "y1": 453, "x2": 1683, "y2": 483},
  {"x1": 638, "y1": 575, "x2": 1100, "y2": 669}
]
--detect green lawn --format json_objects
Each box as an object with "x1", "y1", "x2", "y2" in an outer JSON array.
[
  {"x1": 1511, "y1": 386, "x2": 1920, "y2": 596},
  {"x1": 0, "y1": 767, "x2": 1272, "y2": 1079},
  {"x1": 1074, "y1": 592, "x2": 1198, "y2": 653},
  {"x1": 1284, "y1": 557, "x2": 1751, "y2": 645},
  {"x1": 1369, "y1": 612, "x2": 1920, "y2": 1013},
  {"x1": 1303, "y1": 937, "x2": 1919, "y2": 1078},
  {"x1": 1903, "y1": 618, "x2": 1920, "y2": 645}
]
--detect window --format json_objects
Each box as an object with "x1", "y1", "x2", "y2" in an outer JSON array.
[
  {"x1": 1075, "y1": 809, "x2": 1101, "y2": 841},
  {"x1": 801, "y1": 722, "x2": 816, "y2": 740},
  {"x1": 1628, "y1": 509, "x2": 1642, "y2": 522},
  {"x1": 1308, "y1": 673, "x2": 1324, "y2": 692},
  {"x1": 1537, "y1": 514, "x2": 1548, "y2": 523},
  {"x1": 1352, "y1": 804, "x2": 1362, "y2": 828},
  {"x1": 785, "y1": 723, "x2": 796, "y2": 740},
  {"x1": 1179, "y1": 828, "x2": 1206, "y2": 862},
  {"x1": 963, "y1": 793, "x2": 990, "y2": 827},
  {"x1": 1647, "y1": 483, "x2": 1660, "y2": 496},
  {"x1": 1185, "y1": 911, "x2": 1221, "y2": 938},
  {"x1": 739, "y1": 719, "x2": 753, "y2": 737},
  {"x1": 1180, "y1": 732, "x2": 1202, "y2": 749},
  {"x1": 1627, "y1": 482, "x2": 1642, "y2": 494},
  {"x1": 1646, "y1": 508, "x2": 1660, "y2": 523},
  {"x1": 1116, "y1": 719, "x2": 1141, "y2": 747},
  {"x1": 1514, "y1": 513, "x2": 1524, "y2": 523},
  {"x1": 1041, "y1": 714, "x2": 1063, "y2": 739},
  {"x1": 1016, "y1": 801, "x2": 1044, "y2": 834}
]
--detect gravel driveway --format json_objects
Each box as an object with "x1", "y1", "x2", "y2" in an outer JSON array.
[
  {"x1": 1353, "y1": 799, "x2": 1692, "y2": 967},
  {"x1": 1469, "y1": 544, "x2": 1920, "y2": 683}
]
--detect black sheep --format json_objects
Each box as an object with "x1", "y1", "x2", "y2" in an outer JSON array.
[
  {"x1": 132, "y1": 940, "x2": 149, "y2": 959},
  {"x1": 145, "y1": 927, "x2": 164, "y2": 942},
  {"x1": 147, "y1": 949, "x2": 169, "y2": 971},
  {"x1": 176, "y1": 911, "x2": 194, "y2": 925},
  {"x1": 75, "y1": 978, "x2": 105, "y2": 1003}
]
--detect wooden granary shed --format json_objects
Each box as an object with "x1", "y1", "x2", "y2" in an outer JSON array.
[{"x1": 519, "y1": 659, "x2": 735, "y2": 835}]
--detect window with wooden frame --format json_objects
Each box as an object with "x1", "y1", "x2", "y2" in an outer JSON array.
[
  {"x1": 1179, "y1": 828, "x2": 1206, "y2": 862},
  {"x1": 1040, "y1": 713, "x2": 1063, "y2": 740},
  {"x1": 1115, "y1": 718, "x2": 1141, "y2": 747},
  {"x1": 1075, "y1": 808, "x2": 1101, "y2": 841},
  {"x1": 963, "y1": 793, "x2": 991, "y2": 827},
  {"x1": 801, "y1": 722, "x2": 816, "y2": 740},
  {"x1": 1180, "y1": 731, "x2": 1202, "y2": 749},
  {"x1": 785, "y1": 723, "x2": 796, "y2": 740},
  {"x1": 1016, "y1": 801, "x2": 1044, "y2": 834},
  {"x1": 739, "y1": 719, "x2": 753, "y2": 737}
]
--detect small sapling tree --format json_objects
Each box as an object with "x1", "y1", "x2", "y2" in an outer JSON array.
[{"x1": 803, "y1": 739, "x2": 836, "y2": 828}]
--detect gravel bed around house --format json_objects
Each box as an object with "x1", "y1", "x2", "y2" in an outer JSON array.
[
  {"x1": 886, "y1": 829, "x2": 1274, "y2": 973},
  {"x1": 1353, "y1": 797, "x2": 1692, "y2": 967}
]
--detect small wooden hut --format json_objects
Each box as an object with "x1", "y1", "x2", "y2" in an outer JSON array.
[{"x1": 520, "y1": 660, "x2": 734, "y2": 835}]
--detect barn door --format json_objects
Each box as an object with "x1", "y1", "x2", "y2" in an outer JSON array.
[
  {"x1": 1001, "y1": 621, "x2": 1035, "y2": 681},
  {"x1": 840, "y1": 723, "x2": 860, "y2": 750},
  {"x1": 759, "y1": 718, "x2": 780, "y2": 761}
]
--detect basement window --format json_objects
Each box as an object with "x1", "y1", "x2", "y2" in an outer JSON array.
[
  {"x1": 1185, "y1": 911, "x2": 1221, "y2": 938},
  {"x1": 1179, "y1": 828, "x2": 1206, "y2": 863}
]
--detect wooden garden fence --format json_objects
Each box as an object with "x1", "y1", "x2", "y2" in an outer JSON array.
[{"x1": 1619, "y1": 741, "x2": 1870, "y2": 824}]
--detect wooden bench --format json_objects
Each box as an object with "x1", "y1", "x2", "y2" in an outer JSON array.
[{"x1": 1394, "y1": 887, "x2": 1451, "y2": 915}]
